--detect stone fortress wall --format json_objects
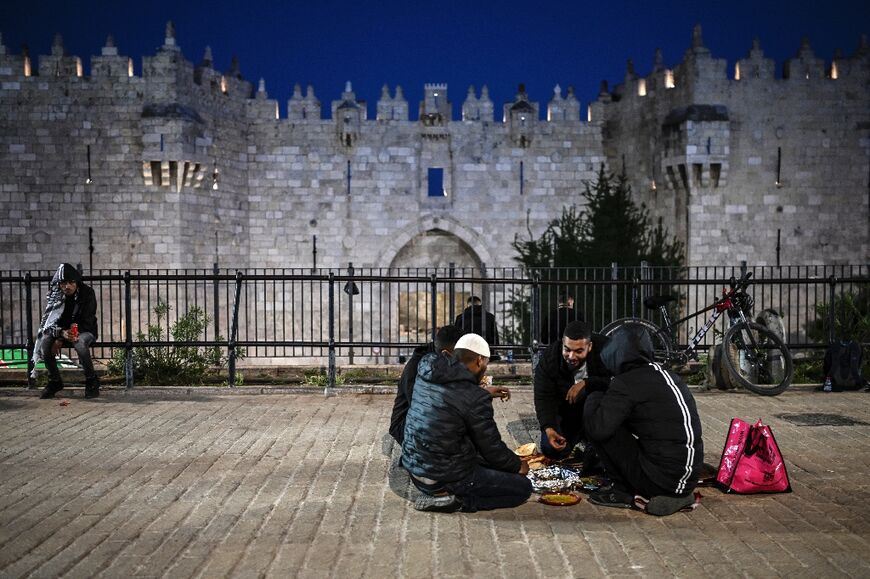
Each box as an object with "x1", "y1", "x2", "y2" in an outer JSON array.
[{"x1": 0, "y1": 23, "x2": 867, "y2": 273}]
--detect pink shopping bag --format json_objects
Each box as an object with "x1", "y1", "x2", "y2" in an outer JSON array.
[{"x1": 716, "y1": 418, "x2": 791, "y2": 494}]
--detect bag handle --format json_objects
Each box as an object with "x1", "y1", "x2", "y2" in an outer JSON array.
[{"x1": 743, "y1": 425, "x2": 764, "y2": 457}]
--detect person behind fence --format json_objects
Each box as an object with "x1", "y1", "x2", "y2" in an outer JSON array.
[
  {"x1": 453, "y1": 296, "x2": 499, "y2": 347},
  {"x1": 534, "y1": 320, "x2": 610, "y2": 461},
  {"x1": 33, "y1": 263, "x2": 100, "y2": 399},
  {"x1": 583, "y1": 324, "x2": 704, "y2": 516},
  {"x1": 401, "y1": 333, "x2": 531, "y2": 513},
  {"x1": 541, "y1": 292, "x2": 583, "y2": 345}
]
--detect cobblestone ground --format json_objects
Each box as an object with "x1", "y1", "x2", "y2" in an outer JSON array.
[{"x1": 1, "y1": 387, "x2": 870, "y2": 578}]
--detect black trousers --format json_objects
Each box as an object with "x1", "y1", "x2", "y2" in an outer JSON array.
[{"x1": 594, "y1": 425, "x2": 693, "y2": 498}]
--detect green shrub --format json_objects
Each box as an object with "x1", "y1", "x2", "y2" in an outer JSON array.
[
  {"x1": 303, "y1": 369, "x2": 344, "y2": 387},
  {"x1": 807, "y1": 287, "x2": 870, "y2": 344},
  {"x1": 107, "y1": 300, "x2": 241, "y2": 385}
]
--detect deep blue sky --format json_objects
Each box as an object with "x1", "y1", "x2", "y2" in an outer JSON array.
[{"x1": 2, "y1": 0, "x2": 867, "y2": 119}]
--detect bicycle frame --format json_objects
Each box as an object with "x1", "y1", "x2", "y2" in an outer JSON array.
[{"x1": 656, "y1": 286, "x2": 751, "y2": 363}]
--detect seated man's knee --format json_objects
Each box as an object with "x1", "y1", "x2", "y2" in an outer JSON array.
[
  {"x1": 74, "y1": 336, "x2": 94, "y2": 355},
  {"x1": 41, "y1": 337, "x2": 57, "y2": 358}
]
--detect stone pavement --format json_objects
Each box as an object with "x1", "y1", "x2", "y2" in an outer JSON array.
[{"x1": 1, "y1": 386, "x2": 870, "y2": 578}]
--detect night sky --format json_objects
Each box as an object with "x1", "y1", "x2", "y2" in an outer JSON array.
[{"x1": 2, "y1": 0, "x2": 868, "y2": 119}]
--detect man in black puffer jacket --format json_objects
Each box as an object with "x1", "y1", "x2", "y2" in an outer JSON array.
[
  {"x1": 388, "y1": 325, "x2": 464, "y2": 444},
  {"x1": 402, "y1": 333, "x2": 531, "y2": 513},
  {"x1": 583, "y1": 325, "x2": 704, "y2": 516}
]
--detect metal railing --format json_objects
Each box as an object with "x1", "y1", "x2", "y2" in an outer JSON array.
[{"x1": 0, "y1": 263, "x2": 867, "y2": 388}]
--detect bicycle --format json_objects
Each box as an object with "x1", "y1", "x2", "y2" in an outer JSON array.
[{"x1": 600, "y1": 272, "x2": 794, "y2": 396}]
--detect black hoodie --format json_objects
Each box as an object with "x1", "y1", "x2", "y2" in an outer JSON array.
[
  {"x1": 454, "y1": 305, "x2": 498, "y2": 345},
  {"x1": 401, "y1": 352, "x2": 521, "y2": 482},
  {"x1": 584, "y1": 325, "x2": 703, "y2": 495}
]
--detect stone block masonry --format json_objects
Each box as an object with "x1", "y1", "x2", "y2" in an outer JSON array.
[{"x1": 0, "y1": 24, "x2": 867, "y2": 272}]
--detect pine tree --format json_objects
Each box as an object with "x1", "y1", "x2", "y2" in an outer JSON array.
[
  {"x1": 507, "y1": 167, "x2": 684, "y2": 342},
  {"x1": 513, "y1": 166, "x2": 684, "y2": 268}
]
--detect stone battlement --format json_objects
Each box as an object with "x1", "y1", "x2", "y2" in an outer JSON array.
[{"x1": 0, "y1": 24, "x2": 867, "y2": 275}]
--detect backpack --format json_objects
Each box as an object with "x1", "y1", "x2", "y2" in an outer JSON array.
[{"x1": 823, "y1": 340, "x2": 866, "y2": 391}]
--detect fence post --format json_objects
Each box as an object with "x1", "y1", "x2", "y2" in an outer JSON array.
[
  {"x1": 448, "y1": 262, "x2": 455, "y2": 322},
  {"x1": 828, "y1": 275, "x2": 836, "y2": 344},
  {"x1": 124, "y1": 271, "x2": 133, "y2": 389},
  {"x1": 530, "y1": 269, "x2": 541, "y2": 345},
  {"x1": 212, "y1": 262, "x2": 220, "y2": 341},
  {"x1": 25, "y1": 273, "x2": 35, "y2": 389},
  {"x1": 347, "y1": 262, "x2": 354, "y2": 365},
  {"x1": 611, "y1": 262, "x2": 619, "y2": 322},
  {"x1": 327, "y1": 271, "x2": 336, "y2": 393},
  {"x1": 640, "y1": 260, "x2": 649, "y2": 311},
  {"x1": 630, "y1": 277, "x2": 640, "y2": 318},
  {"x1": 227, "y1": 270, "x2": 243, "y2": 387},
  {"x1": 430, "y1": 273, "x2": 438, "y2": 342}
]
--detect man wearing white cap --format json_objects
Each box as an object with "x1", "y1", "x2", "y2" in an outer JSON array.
[{"x1": 401, "y1": 333, "x2": 532, "y2": 512}]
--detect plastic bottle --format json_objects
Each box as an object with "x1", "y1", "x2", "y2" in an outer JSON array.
[{"x1": 823, "y1": 376, "x2": 833, "y2": 392}]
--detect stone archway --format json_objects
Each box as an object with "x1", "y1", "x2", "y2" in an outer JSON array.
[
  {"x1": 379, "y1": 215, "x2": 495, "y2": 270},
  {"x1": 386, "y1": 227, "x2": 489, "y2": 344},
  {"x1": 389, "y1": 228, "x2": 481, "y2": 269}
]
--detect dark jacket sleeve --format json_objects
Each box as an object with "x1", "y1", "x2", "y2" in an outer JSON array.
[
  {"x1": 388, "y1": 364, "x2": 415, "y2": 443},
  {"x1": 74, "y1": 285, "x2": 99, "y2": 338},
  {"x1": 533, "y1": 355, "x2": 562, "y2": 432},
  {"x1": 465, "y1": 392, "x2": 521, "y2": 473},
  {"x1": 583, "y1": 379, "x2": 634, "y2": 441}
]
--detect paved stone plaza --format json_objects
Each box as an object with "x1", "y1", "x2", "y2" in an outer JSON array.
[{"x1": 1, "y1": 386, "x2": 870, "y2": 578}]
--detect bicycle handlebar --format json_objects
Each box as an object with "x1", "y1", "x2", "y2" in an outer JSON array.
[{"x1": 728, "y1": 271, "x2": 753, "y2": 293}]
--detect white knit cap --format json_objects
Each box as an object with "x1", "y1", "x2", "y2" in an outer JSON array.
[{"x1": 454, "y1": 333, "x2": 491, "y2": 358}]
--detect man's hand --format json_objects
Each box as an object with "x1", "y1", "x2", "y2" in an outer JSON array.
[
  {"x1": 545, "y1": 427, "x2": 567, "y2": 450},
  {"x1": 485, "y1": 385, "x2": 511, "y2": 401},
  {"x1": 51, "y1": 339, "x2": 63, "y2": 357},
  {"x1": 518, "y1": 460, "x2": 530, "y2": 475},
  {"x1": 61, "y1": 329, "x2": 79, "y2": 343},
  {"x1": 565, "y1": 380, "x2": 586, "y2": 404}
]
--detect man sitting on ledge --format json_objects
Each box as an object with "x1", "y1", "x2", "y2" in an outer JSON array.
[{"x1": 401, "y1": 333, "x2": 531, "y2": 513}]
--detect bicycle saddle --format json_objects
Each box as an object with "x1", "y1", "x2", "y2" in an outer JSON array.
[{"x1": 643, "y1": 295, "x2": 677, "y2": 309}]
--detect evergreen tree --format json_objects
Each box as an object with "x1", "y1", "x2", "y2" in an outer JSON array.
[
  {"x1": 513, "y1": 166, "x2": 684, "y2": 268},
  {"x1": 506, "y1": 167, "x2": 684, "y2": 342}
]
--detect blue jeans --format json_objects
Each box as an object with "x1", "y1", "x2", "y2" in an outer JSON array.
[
  {"x1": 443, "y1": 465, "x2": 532, "y2": 512},
  {"x1": 41, "y1": 331, "x2": 96, "y2": 382}
]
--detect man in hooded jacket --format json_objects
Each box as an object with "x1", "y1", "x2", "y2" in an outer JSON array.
[
  {"x1": 35, "y1": 263, "x2": 100, "y2": 399},
  {"x1": 583, "y1": 325, "x2": 704, "y2": 516},
  {"x1": 402, "y1": 333, "x2": 531, "y2": 512}
]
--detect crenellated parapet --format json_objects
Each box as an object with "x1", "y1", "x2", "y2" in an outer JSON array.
[
  {"x1": 595, "y1": 24, "x2": 870, "y2": 264},
  {"x1": 461, "y1": 85, "x2": 494, "y2": 122},
  {"x1": 0, "y1": 23, "x2": 865, "y2": 270},
  {"x1": 376, "y1": 84, "x2": 409, "y2": 121}
]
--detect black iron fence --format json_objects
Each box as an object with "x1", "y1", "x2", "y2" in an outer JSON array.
[{"x1": 0, "y1": 263, "x2": 867, "y2": 388}]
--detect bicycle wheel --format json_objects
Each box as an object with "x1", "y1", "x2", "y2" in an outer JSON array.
[
  {"x1": 600, "y1": 318, "x2": 672, "y2": 365},
  {"x1": 722, "y1": 321, "x2": 793, "y2": 396}
]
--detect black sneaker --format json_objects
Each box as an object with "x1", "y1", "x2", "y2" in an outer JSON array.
[
  {"x1": 84, "y1": 377, "x2": 100, "y2": 399},
  {"x1": 587, "y1": 486, "x2": 634, "y2": 509},
  {"x1": 646, "y1": 494, "x2": 695, "y2": 516},
  {"x1": 40, "y1": 381, "x2": 63, "y2": 399},
  {"x1": 414, "y1": 494, "x2": 462, "y2": 513}
]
